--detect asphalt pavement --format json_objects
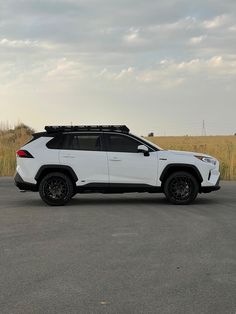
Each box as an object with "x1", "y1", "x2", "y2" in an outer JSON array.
[{"x1": 0, "y1": 177, "x2": 236, "y2": 314}]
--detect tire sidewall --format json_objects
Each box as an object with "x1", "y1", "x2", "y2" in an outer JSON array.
[
  {"x1": 39, "y1": 172, "x2": 74, "y2": 206},
  {"x1": 164, "y1": 171, "x2": 199, "y2": 205}
]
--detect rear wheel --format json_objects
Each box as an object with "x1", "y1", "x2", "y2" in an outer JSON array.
[
  {"x1": 39, "y1": 172, "x2": 74, "y2": 206},
  {"x1": 164, "y1": 171, "x2": 199, "y2": 205}
]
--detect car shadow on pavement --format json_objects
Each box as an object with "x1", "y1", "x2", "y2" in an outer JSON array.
[
  {"x1": 71, "y1": 196, "x2": 168, "y2": 206},
  {"x1": 15, "y1": 194, "x2": 217, "y2": 207},
  {"x1": 69, "y1": 195, "x2": 217, "y2": 206}
]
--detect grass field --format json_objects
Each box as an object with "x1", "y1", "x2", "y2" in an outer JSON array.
[
  {"x1": 0, "y1": 125, "x2": 235, "y2": 180},
  {"x1": 147, "y1": 136, "x2": 236, "y2": 180},
  {"x1": 0, "y1": 124, "x2": 32, "y2": 176}
]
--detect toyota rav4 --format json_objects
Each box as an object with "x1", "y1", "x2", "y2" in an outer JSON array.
[{"x1": 14, "y1": 125, "x2": 220, "y2": 206}]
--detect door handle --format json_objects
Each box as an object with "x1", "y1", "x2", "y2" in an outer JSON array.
[
  {"x1": 62, "y1": 155, "x2": 76, "y2": 159},
  {"x1": 110, "y1": 157, "x2": 121, "y2": 161}
]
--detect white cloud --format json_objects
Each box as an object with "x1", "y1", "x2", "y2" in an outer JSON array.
[
  {"x1": 47, "y1": 58, "x2": 73, "y2": 76},
  {"x1": 123, "y1": 28, "x2": 145, "y2": 46},
  {"x1": 1, "y1": 54, "x2": 235, "y2": 90},
  {"x1": 207, "y1": 56, "x2": 223, "y2": 67},
  {"x1": 0, "y1": 38, "x2": 38, "y2": 48},
  {"x1": 115, "y1": 67, "x2": 135, "y2": 79},
  {"x1": 203, "y1": 15, "x2": 229, "y2": 29},
  {"x1": 88, "y1": 55, "x2": 236, "y2": 90},
  {"x1": 146, "y1": 16, "x2": 197, "y2": 34},
  {"x1": 189, "y1": 35, "x2": 206, "y2": 45},
  {"x1": 137, "y1": 56, "x2": 235, "y2": 82},
  {"x1": 0, "y1": 38, "x2": 55, "y2": 50}
]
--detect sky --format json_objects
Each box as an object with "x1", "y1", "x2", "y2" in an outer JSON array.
[{"x1": 0, "y1": 0, "x2": 236, "y2": 136}]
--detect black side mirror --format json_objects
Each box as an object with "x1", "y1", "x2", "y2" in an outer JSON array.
[{"x1": 137, "y1": 145, "x2": 150, "y2": 156}]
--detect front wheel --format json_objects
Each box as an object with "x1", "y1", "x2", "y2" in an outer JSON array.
[
  {"x1": 164, "y1": 171, "x2": 199, "y2": 205},
  {"x1": 39, "y1": 172, "x2": 74, "y2": 206}
]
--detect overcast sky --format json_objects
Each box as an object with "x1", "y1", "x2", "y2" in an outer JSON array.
[{"x1": 0, "y1": 0, "x2": 235, "y2": 135}]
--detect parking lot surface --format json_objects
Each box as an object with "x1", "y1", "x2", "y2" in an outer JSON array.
[{"x1": 0, "y1": 177, "x2": 236, "y2": 314}]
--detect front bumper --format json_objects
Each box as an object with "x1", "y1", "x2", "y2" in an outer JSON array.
[
  {"x1": 200, "y1": 177, "x2": 221, "y2": 193},
  {"x1": 14, "y1": 172, "x2": 38, "y2": 192}
]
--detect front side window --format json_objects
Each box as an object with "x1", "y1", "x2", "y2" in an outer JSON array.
[{"x1": 106, "y1": 134, "x2": 140, "y2": 153}]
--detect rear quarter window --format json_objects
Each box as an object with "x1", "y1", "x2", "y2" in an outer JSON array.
[{"x1": 46, "y1": 135, "x2": 65, "y2": 149}]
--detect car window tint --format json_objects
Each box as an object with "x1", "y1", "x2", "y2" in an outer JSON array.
[
  {"x1": 47, "y1": 134, "x2": 102, "y2": 151},
  {"x1": 107, "y1": 134, "x2": 140, "y2": 153},
  {"x1": 46, "y1": 135, "x2": 69, "y2": 149},
  {"x1": 71, "y1": 134, "x2": 101, "y2": 151}
]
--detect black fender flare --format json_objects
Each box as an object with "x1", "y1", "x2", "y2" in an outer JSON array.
[
  {"x1": 159, "y1": 163, "x2": 203, "y2": 183},
  {"x1": 35, "y1": 165, "x2": 78, "y2": 183}
]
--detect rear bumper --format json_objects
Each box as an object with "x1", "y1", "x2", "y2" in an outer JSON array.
[
  {"x1": 14, "y1": 172, "x2": 38, "y2": 192},
  {"x1": 200, "y1": 178, "x2": 221, "y2": 193}
]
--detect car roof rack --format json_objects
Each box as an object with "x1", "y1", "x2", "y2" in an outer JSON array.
[{"x1": 45, "y1": 125, "x2": 130, "y2": 134}]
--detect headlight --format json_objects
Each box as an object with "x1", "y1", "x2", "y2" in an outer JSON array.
[{"x1": 195, "y1": 156, "x2": 217, "y2": 166}]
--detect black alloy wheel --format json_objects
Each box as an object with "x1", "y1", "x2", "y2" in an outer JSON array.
[
  {"x1": 164, "y1": 171, "x2": 199, "y2": 205},
  {"x1": 39, "y1": 172, "x2": 74, "y2": 206}
]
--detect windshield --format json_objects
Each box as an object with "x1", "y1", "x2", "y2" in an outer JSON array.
[
  {"x1": 130, "y1": 133, "x2": 163, "y2": 151},
  {"x1": 142, "y1": 137, "x2": 163, "y2": 151}
]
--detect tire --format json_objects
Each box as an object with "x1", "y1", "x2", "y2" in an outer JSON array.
[
  {"x1": 164, "y1": 171, "x2": 199, "y2": 205},
  {"x1": 39, "y1": 172, "x2": 74, "y2": 206},
  {"x1": 71, "y1": 190, "x2": 77, "y2": 198}
]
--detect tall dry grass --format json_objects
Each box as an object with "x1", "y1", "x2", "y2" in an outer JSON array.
[
  {"x1": 147, "y1": 136, "x2": 236, "y2": 180},
  {"x1": 0, "y1": 124, "x2": 33, "y2": 176}
]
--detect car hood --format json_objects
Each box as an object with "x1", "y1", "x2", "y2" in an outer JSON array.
[{"x1": 168, "y1": 150, "x2": 212, "y2": 158}]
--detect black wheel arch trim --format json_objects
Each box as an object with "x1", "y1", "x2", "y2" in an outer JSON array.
[
  {"x1": 35, "y1": 165, "x2": 78, "y2": 183},
  {"x1": 160, "y1": 164, "x2": 203, "y2": 183}
]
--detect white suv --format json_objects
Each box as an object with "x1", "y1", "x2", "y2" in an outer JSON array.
[{"x1": 15, "y1": 125, "x2": 220, "y2": 206}]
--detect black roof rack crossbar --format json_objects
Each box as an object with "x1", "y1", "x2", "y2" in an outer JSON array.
[{"x1": 45, "y1": 125, "x2": 130, "y2": 134}]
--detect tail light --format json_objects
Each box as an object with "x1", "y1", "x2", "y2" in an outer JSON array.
[{"x1": 16, "y1": 150, "x2": 34, "y2": 158}]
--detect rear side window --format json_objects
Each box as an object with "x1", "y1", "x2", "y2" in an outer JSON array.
[
  {"x1": 106, "y1": 134, "x2": 140, "y2": 153},
  {"x1": 47, "y1": 133, "x2": 102, "y2": 151},
  {"x1": 71, "y1": 134, "x2": 101, "y2": 151}
]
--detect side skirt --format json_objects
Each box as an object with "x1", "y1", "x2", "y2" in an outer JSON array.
[{"x1": 75, "y1": 183, "x2": 163, "y2": 194}]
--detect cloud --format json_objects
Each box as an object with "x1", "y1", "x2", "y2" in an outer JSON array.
[
  {"x1": 0, "y1": 38, "x2": 56, "y2": 51},
  {"x1": 47, "y1": 58, "x2": 78, "y2": 77},
  {"x1": 189, "y1": 35, "x2": 207, "y2": 45},
  {"x1": 46, "y1": 58, "x2": 86, "y2": 80},
  {"x1": 91, "y1": 55, "x2": 236, "y2": 89},
  {"x1": 124, "y1": 29, "x2": 144, "y2": 45},
  {"x1": 203, "y1": 15, "x2": 229, "y2": 29},
  {"x1": 0, "y1": 0, "x2": 236, "y2": 134},
  {"x1": 115, "y1": 67, "x2": 135, "y2": 79},
  {"x1": 141, "y1": 55, "x2": 234, "y2": 83},
  {"x1": 0, "y1": 38, "x2": 38, "y2": 48},
  {"x1": 0, "y1": 1, "x2": 235, "y2": 58}
]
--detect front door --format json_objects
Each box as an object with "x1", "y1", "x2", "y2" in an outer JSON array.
[{"x1": 105, "y1": 133, "x2": 158, "y2": 186}]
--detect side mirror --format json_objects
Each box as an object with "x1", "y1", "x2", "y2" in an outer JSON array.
[{"x1": 137, "y1": 145, "x2": 150, "y2": 156}]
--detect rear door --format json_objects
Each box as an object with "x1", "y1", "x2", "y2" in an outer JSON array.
[
  {"x1": 58, "y1": 133, "x2": 109, "y2": 186},
  {"x1": 105, "y1": 133, "x2": 158, "y2": 186}
]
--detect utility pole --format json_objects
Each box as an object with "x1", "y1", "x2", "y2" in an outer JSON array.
[{"x1": 201, "y1": 120, "x2": 206, "y2": 136}]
